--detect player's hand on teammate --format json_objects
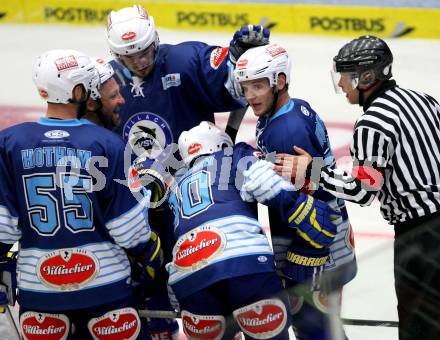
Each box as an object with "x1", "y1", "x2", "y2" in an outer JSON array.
[
  {"x1": 229, "y1": 25, "x2": 270, "y2": 64},
  {"x1": 286, "y1": 193, "x2": 339, "y2": 249},
  {"x1": 274, "y1": 146, "x2": 313, "y2": 183}
]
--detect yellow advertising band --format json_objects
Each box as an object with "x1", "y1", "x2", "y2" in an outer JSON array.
[{"x1": 1, "y1": 1, "x2": 440, "y2": 39}]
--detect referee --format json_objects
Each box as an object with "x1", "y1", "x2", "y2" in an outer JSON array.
[{"x1": 275, "y1": 35, "x2": 440, "y2": 340}]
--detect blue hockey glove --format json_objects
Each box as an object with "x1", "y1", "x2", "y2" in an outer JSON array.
[
  {"x1": 283, "y1": 234, "x2": 329, "y2": 290},
  {"x1": 130, "y1": 229, "x2": 163, "y2": 283},
  {"x1": 229, "y1": 25, "x2": 270, "y2": 64},
  {"x1": 129, "y1": 157, "x2": 169, "y2": 207},
  {"x1": 286, "y1": 193, "x2": 339, "y2": 249},
  {"x1": 0, "y1": 252, "x2": 17, "y2": 312}
]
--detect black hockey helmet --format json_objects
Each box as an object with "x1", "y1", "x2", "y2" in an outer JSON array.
[{"x1": 333, "y1": 35, "x2": 393, "y2": 82}]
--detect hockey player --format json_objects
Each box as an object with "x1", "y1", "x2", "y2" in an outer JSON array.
[
  {"x1": 105, "y1": 4, "x2": 268, "y2": 158},
  {"x1": 0, "y1": 49, "x2": 160, "y2": 339},
  {"x1": 82, "y1": 58, "x2": 125, "y2": 128},
  {"x1": 105, "y1": 4, "x2": 270, "y2": 337},
  {"x1": 153, "y1": 121, "x2": 339, "y2": 339},
  {"x1": 234, "y1": 44, "x2": 357, "y2": 340}
]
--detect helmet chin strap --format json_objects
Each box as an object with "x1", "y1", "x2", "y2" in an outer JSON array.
[{"x1": 357, "y1": 87, "x2": 365, "y2": 107}]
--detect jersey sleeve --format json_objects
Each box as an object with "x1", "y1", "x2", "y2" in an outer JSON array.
[
  {"x1": 182, "y1": 42, "x2": 245, "y2": 112},
  {"x1": 0, "y1": 134, "x2": 21, "y2": 254},
  {"x1": 100, "y1": 138, "x2": 152, "y2": 255},
  {"x1": 318, "y1": 111, "x2": 395, "y2": 205}
]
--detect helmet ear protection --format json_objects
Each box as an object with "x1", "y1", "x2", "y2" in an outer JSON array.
[{"x1": 359, "y1": 70, "x2": 375, "y2": 86}]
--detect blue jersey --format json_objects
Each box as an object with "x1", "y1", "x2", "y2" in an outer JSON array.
[
  {"x1": 256, "y1": 99, "x2": 357, "y2": 284},
  {"x1": 111, "y1": 42, "x2": 243, "y2": 161},
  {"x1": 0, "y1": 118, "x2": 151, "y2": 311},
  {"x1": 165, "y1": 143, "x2": 298, "y2": 300}
]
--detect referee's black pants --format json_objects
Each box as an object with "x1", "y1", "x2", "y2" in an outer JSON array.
[{"x1": 394, "y1": 213, "x2": 440, "y2": 340}]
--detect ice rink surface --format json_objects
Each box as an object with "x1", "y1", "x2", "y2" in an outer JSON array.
[{"x1": 1, "y1": 23, "x2": 440, "y2": 339}]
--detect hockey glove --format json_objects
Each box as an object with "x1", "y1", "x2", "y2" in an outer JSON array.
[
  {"x1": 283, "y1": 234, "x2": 329, "y2": 290},
  {"x1": 130, "y1": 229, "x2": 164, "y2": 283},
  {"x1": 241, "y1": 159, "x2": 295, "y2": 203},
  {"x1": 129, "y1": 157, "x2": 169, "y2": 207},
  {"x1": 0, "y1": 252, "x2": 17, "y2": 312},
  {"x1": 229, "y1": 25, "x2": 270, "y2": 64},
  {"x1": 286, "y1": 193, "x2": 338, "y2": 249}
]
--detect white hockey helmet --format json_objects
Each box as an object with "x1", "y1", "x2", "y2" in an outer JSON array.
[
  {"x1": 107, "y1": 4, "x2": 159, "y2": 56},
  {"x1": 178, "y1": 121, "x2": 233, "y2": 165},
  {"x1": 233, "y1": 43, "x2": 291, "y2": 89},
  {"x1": 90, "y1": 58, "x2": 115, "y2": 100},
  {"x1": 32, "y1": 49, "x2": 100, "y2": 104}
]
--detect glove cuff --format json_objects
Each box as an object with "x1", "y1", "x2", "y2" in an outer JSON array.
[{"x1": 282, "y1": 239, "x2": 329, "y2": 285}]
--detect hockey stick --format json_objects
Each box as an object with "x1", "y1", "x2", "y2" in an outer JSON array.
[
  {"x1": 138, "y1": 309, "x2": 398, "y2": 327},
  {"x1": 341, "y1": 318, "x2": 398, "y2": 327},
  {"x1": 225, "y1": 106, "x2": 248, "y2": 143}
]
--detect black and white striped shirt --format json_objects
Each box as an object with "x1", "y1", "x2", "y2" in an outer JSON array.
[{"x1": 319, "y1": 81, "x2": 440, "y2": 225}]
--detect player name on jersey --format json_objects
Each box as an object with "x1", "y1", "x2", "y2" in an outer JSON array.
[{"x1": 21, "y1": 147, "x2": 91, "y2": 170}]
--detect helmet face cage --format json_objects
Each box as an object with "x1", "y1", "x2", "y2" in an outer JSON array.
[
  {"x1": 107, "y1": 5, "x2": 159, "y2": 57},
  {"x1": 178, "y1": 121, "x2": 233, "y2": 165},
  {"x1": 33, "y1": 49, "x2": 100, "y2": 104},
  {"x1": 333, "y1": 35, "x2": 393, "y2": 89},
  {"x1": 233, "y1": 44, "x2": 291, "y2": 95}
]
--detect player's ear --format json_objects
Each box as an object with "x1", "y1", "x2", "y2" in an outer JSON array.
[
  {"x1": 72, "y1": 84, "x2": 88, "y2": 103},
  {"x1": 86, "y1": 98, "x2": 99, "y2": 112},
  {"x1": 277, "y1": 73, "x2": 287, "y2": 92}
]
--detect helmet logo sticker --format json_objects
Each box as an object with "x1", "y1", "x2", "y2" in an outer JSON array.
[
  {"x1": 39, "y1": 89, "x2": 49, "y2": 99},
  {"x1": 122, "y1": 32, "x2": 137, "y2": 41},
  {"x1": 54, "y1": 55, "x2": 79, "y2": 71},
  {"x1": 265, "y1": 45, "x2": 286, "y2": 58},
  {"x1": 188, "y1": 143, "x2": 202, "y2": 155},
  {"x1": 237, "y1": 59, "x2": 248, "y2": 68}
]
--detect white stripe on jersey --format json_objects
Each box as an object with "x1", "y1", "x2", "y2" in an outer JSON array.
[
  {"x1": 0, "y1": 205, "x2": 21, "y2": 244},
  {"x1": 17, "y1": 242, "x2": 130, "y2": 293},
  {"x1": 167, "y1": 215, "x2": 273, "y2": 286},
  {"x1": 106, "y1": 196, "x2": 151, "y2": 248}
]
